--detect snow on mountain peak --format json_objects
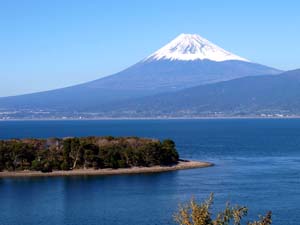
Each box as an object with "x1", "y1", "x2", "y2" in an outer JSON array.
[{"x1": 145, "y1": 33, "x2": 249, "y2": 62}]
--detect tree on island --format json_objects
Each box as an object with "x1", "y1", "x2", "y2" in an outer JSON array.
[
  {"x1": 0, "y1": 136, "x2": 180, "y2": 172},
  {"x1": 174, "y1": 193, "x2": 272, "y2": 225}
]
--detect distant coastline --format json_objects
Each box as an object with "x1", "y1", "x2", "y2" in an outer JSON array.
[
  {"x1": 0, "y1": 160, "x2": 213, "y2": 178},
  {"x1": 1, "y1": 116, "x2": 300, "y2": 121}
]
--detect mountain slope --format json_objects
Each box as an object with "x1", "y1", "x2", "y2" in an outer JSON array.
[
  {"x1": 0, "y1": 33, "x2": 281, "y2": 112},
  {"x1": 102, "y1": 69, "x2": 300, "y2": 117}
]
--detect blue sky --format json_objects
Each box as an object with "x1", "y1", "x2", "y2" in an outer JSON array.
[{"x1": 0, "y1": 0, "x2": 299, "y2": 97}]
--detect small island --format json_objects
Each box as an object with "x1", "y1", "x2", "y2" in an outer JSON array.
[{"x1": 0, "y1": 136, "x2": 212, "y2": 177}]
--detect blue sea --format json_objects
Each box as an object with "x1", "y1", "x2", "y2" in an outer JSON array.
[{"x1": 0, "y1": 119, "x2": 299, "y2": 225}]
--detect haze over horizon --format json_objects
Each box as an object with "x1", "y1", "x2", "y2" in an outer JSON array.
[{"x1": 1, "y1": 0, "x2": 299, "y2": 97}]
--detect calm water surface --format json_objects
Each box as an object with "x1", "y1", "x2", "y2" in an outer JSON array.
[{"x1": 0, "y1": 119, "x2": 299, "y2": 225}]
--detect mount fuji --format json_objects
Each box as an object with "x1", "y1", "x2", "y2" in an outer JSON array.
[
  {"x1": 0, "y1": 33, "x2": 281, "y2": 116},
  {"x1": 81, "y1": 33, "x2": 279, "y2": 94},
  {"x1": 145, "y1": 33, "x2": 249, "y2": 62}
]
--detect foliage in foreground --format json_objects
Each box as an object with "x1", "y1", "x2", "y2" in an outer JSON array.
[
  {"x1": 0, "y1": 136, "x2": 179, "y2": 172},
  {"x1": 174, "y1": 194, "x2": 272, "y2": 225}
]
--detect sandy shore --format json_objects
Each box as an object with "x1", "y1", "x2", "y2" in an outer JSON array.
[{"x1": 0, "y1": 160, "x2": 213, "y2": 178}]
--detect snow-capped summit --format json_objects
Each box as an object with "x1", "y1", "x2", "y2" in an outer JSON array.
[{"x1": 145, "y1": 33, "x2": 249, "y2": 62}]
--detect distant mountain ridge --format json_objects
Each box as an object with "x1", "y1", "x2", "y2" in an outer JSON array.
[
  {"x1": 102, "y1": 69, "x2": 300, "y2": 117},
  {"x1": 0, "y1": 33, "x2": 283, "y2": 117}
]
